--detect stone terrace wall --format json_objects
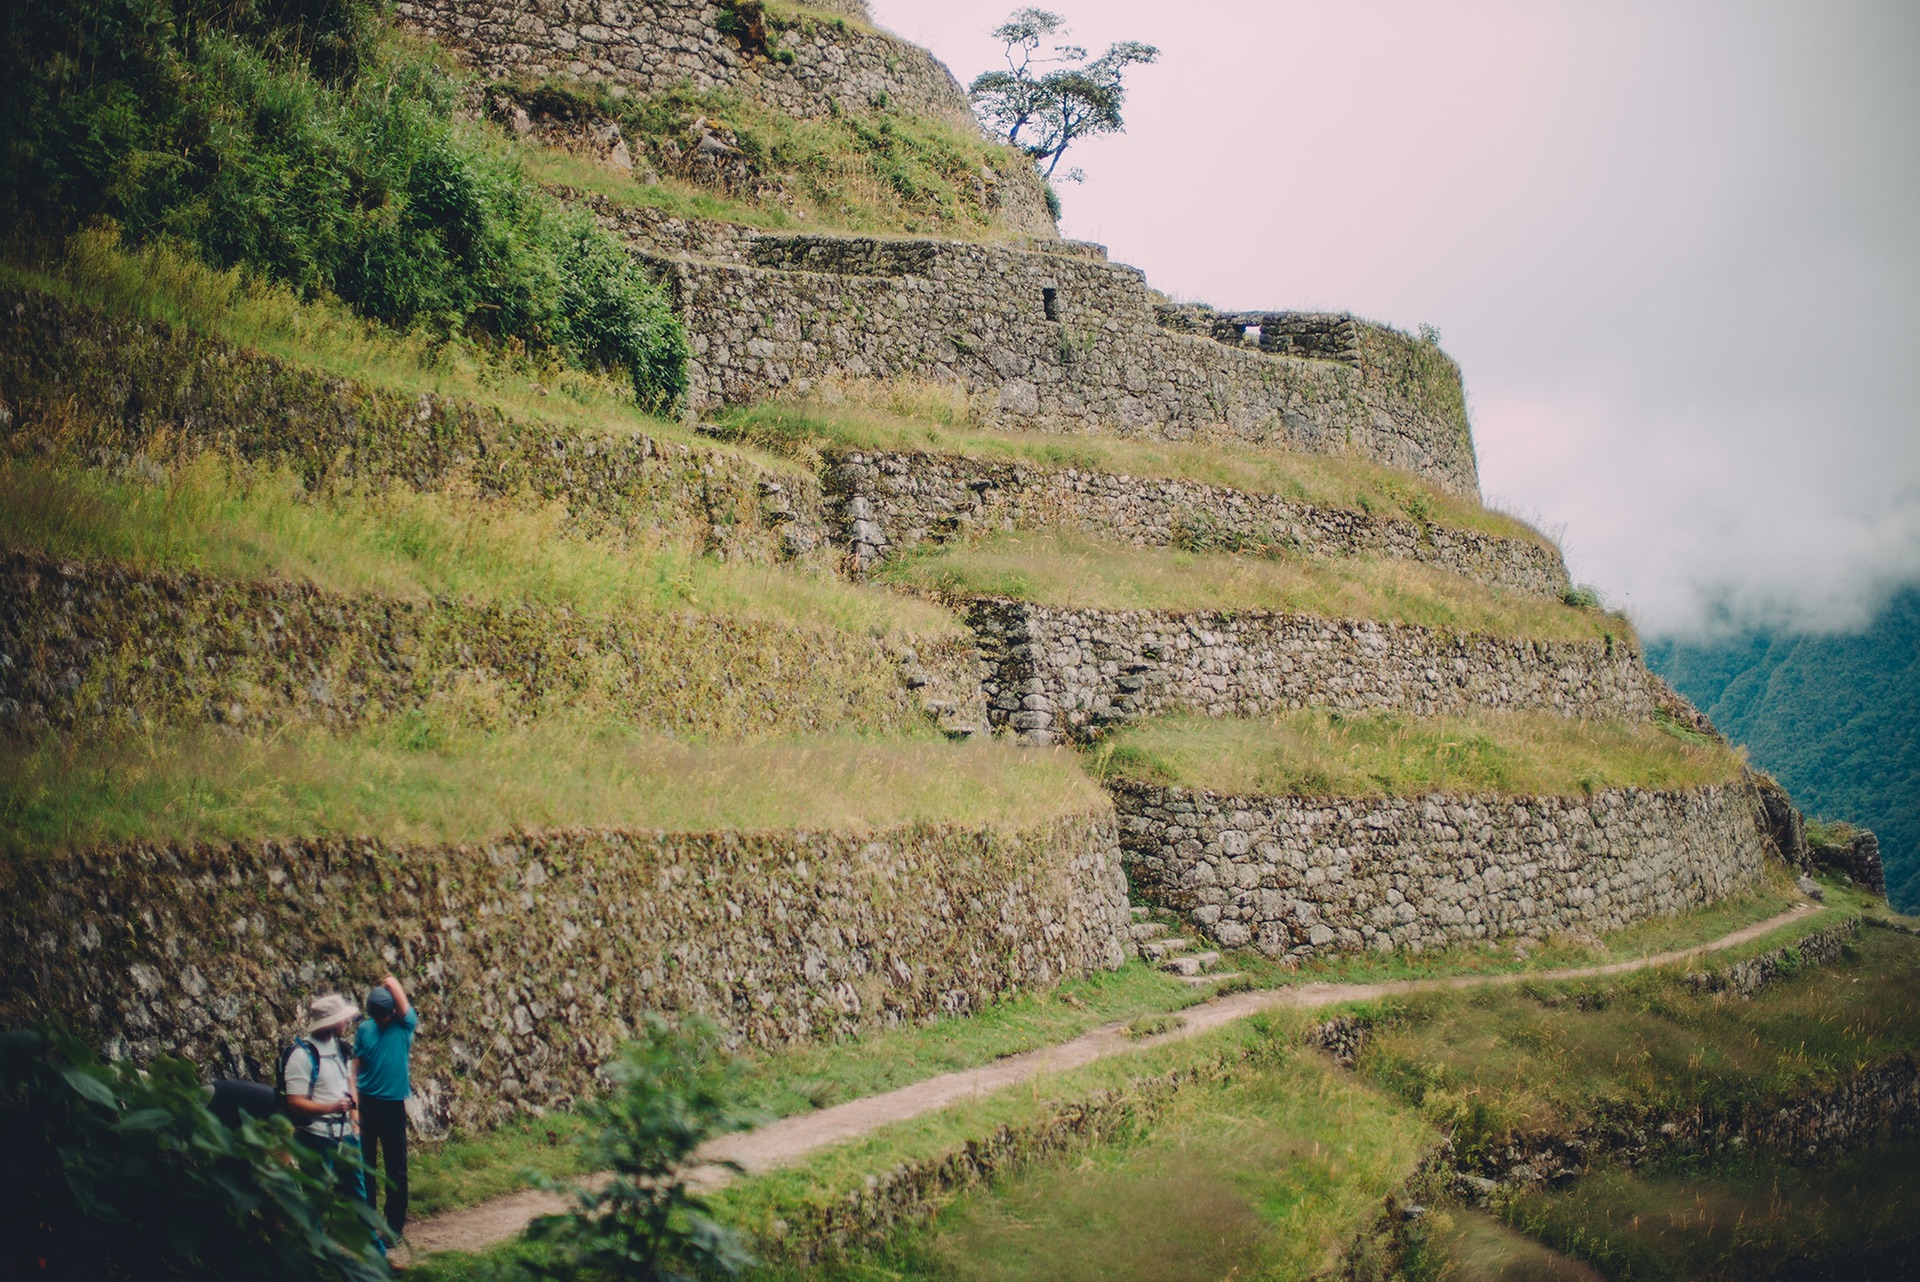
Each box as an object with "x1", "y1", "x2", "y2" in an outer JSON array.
[
  {"x1": 822, "y1": 448, "x2": 1567, "y2": 597},
  {"x1": 657, "y1": 237, "x2": 1481, "y2": 497},
  {"x1": 0, "y1": 288, "x2": 829, "y2": 564},
  {"x1": 395, "y1": 0, "x2": 975, "y2": 130},
  {"x1": 1113, "y1": 781, "x2": 1768, "y2": 959},
  {"x1": 0, "y1": 550, "x2": 971, "y2": 742},
  {"x1": 0, "y1": 813, "x2": 1130, "y2": 1132},
  {"x1": 968, "y1": 600, "x2": 1652, "y2": 744}
]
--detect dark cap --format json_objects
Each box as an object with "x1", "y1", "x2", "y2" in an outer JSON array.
[{"x1": 366, "y1": 986, "x2": 397, "y2": 1017}]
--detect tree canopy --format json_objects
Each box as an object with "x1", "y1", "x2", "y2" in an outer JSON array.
[{"x1": 969, "y1": 8, "x2": 1158, "y2": 182}]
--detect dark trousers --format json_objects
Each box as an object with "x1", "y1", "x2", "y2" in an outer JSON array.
[{"x1": 359, "y1": 1096, "x2": 410, "y2": 1236}]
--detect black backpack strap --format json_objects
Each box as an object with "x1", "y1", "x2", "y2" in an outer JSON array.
[{"x1": 280, "y1": 1037, "x2": 321, "y2": 1097}]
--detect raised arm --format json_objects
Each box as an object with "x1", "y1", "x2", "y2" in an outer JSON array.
[{"x1": 382, "y1": 974, "x2": 412, "y2": 1019}]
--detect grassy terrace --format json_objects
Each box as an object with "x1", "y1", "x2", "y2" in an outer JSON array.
[
  {"x1": 403, "y1": 875, "x2": 1825, "y2": 1230},
  {"x1": 1489, "y1": 1141, "x2": 1920, "y2": 1281},
  {"x1": 712, "y1": 394, "x2": 1551, "y2": 547},
  {"x1": 737, "y1": 1026, "x2": 1436, "y2": 1282},
  {"x1": 0, "y1": 727, "x2": 1099, "y2": 860},
  {"x1": 878, "y1": 531, "x2": 1627, "y2": 643},
  {"x1": 1354, "y1": 907, "x2": 1917, "y2": 1162},
  {"x1": 510, "y1": 74, "x2": 1039, "y2": 240},
  {"x1": 1091, "y1": 710, "x2": 1746, "y2": 799},
  {"x1": 0, "y1": 456, "x2": 954, "y2": 640},
  {"x1": 2, "y1": 235, "x2": 743, "y2": 462}
]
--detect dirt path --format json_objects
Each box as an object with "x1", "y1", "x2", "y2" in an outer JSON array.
[{"x1": 407, "y1": 903, "x2": 1817, "y2": 1258}]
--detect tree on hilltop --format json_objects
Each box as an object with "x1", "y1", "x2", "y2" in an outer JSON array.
[{"x1": 970, "y1": 8, "x2": 1158, "y2": 182}]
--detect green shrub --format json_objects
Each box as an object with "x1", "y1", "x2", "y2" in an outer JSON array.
[
  {"x1": 0, "y1": 0, "x2": 686, "y2": 406},
  {"x1": 0, "y1": 1026, "x2": 388, "y2": 1281},
  {"x1": 523, "y1": 1016, "x2": 760, "y2": 1282}
]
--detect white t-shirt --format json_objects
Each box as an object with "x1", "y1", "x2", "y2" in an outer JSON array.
[{"x1": 284, "y1": 1036, "x2": 355, "y2": 1139}]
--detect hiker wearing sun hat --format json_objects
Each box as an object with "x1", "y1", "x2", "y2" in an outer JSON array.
[{"x1": 279, "y1": 993, "x2": 369, "y2": 1196}]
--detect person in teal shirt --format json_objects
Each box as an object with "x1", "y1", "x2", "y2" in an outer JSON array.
[{"x1": 354, "y1": 975, "x2": 417, "y2": 1245}]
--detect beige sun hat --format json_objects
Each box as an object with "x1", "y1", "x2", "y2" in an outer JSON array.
[{"x1": 307, "y1": 993, "x2": 361, "y2": 1033}]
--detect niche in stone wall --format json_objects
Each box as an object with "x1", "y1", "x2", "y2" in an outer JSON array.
[{"x1": 1043, "y1": 287, "x2": 1061, "y2": 322}]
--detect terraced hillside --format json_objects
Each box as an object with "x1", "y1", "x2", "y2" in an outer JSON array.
[{"x1": 1, "y1": 1, "x2": 1908, "y2": 1278}]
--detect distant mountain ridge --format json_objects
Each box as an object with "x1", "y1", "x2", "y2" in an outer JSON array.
[{"x1": 1647, "y1": 586, "x2": 1920, "y2": 910}]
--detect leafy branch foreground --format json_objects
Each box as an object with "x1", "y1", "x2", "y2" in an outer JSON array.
[
  {"x1": 522, "y1": 1018, "x2": 761, "y2": 1282},
  {"x1": 0, "y1": 1028, "x2": 387, "y2": 1282}
]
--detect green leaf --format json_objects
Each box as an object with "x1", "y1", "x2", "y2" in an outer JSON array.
[{"x1": 60, "y1": 1065, "x2": 121, "y2": 1109}]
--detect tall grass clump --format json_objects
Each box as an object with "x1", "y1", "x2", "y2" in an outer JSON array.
[{"x1": 0, "y1": 0, "x2": 685, "y2": 408}]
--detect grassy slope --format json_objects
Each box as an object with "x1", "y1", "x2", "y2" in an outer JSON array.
[
  {"x1": 1091, "y1": 709, "x2": 1745, "y2": 799},
  {"x1": 754, "y1": 1042, "x2": 1435, "y2": 1282},
  {"x1": 880, "y1": 531, "x2": 1629, "y2": 644},
  {"x1": 1493, "y1": 1141, "x2": 1920, "y2": 1282},
  {"x1": 715, "y1": 396, "x2": 1551, "y2": 547},
  {"x1": 0, "y1": 728, "x2": 1101, "y2": 859},
  {"x1": 3, "y1": 235, "x2": 739, "y2": 461},
  {"x1": 1355, "y1": 905, "x2": 1914, "y2": 1164},
  {"x1": 0, "y1": 455, "x2": 952, "y2": 640},
  {"x1": 403, "y1": 876, "x2": 1816, "y2": 1227},
  {"x1": 508, "y1": 71, "x2": 1040, "y2": 241}
]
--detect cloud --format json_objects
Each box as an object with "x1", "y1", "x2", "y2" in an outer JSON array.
[{"x1": 871, "y1": 0, "x2": 1920, "y2": 637}]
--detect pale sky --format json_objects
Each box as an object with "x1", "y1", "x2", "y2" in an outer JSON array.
[{"x1": 869, "y1": 0, "x2": 1920, "y2": 638}]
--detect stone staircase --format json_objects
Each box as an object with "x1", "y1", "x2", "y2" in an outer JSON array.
[{"x1": 1129, "y1": 906, "x2": 1235, "y2": 984}]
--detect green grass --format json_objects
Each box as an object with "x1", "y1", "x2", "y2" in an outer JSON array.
[
  {"x1": 1090, "y1": 709, "x2": 1746, "y2": 799},
  {"x1": 4, "y1": 231, "x2": 737, "y2": 459},
  {"x1": 409, "y1": 960, "x2": 1200, "y2": 1219},
  {"x1": 0, "y1": 726, "x2": 1103, "y2": 859},
  {"x1": 0, "y1": 454, "x2": 954, "y2": 640},
  {"x1": 878, "y1": 531, "x2": 1632, "y2": 644},
  {"x1": 1355, "y1": 919, "x2": 1920, "y2": 1166},
  {"x1": 401, "y1": 878, "x2": 1824, "y2": 1227},
  {"x1": 510, "y1": 78, "x2": 1042, "y2": 240},
  {"x1": 1409, "y1": 1208, "x2": 1605, "y2": 1281},
  {"x1": 1495, "y1": 1143, "x2": 1920, "y2": 1282},
  {"x1": 714, "y1": 393, "x2": 1551, "y2": 546},
  {"x1": 737, "y1": 1032, "x2": 1434, "y2": 1282}
]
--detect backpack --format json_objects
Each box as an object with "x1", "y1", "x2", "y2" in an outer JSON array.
[{"x1": 273, "y1": 1037, "x2": 322, "y2": 1118}]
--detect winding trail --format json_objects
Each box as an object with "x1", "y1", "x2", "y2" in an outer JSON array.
[{"x1": 408, "y1": 902, "x2": 1817, "y2": 1258}]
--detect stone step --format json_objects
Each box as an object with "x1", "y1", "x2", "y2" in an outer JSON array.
[
  {"x1": 1129, "y1": 905, "x2": 1151, "y2": 920},
  {"x1": 1128, "y1": 921, "x2": 1169, "y2": 942},
  {"x1": 1178, "y1": 970, "x2": 1244, "y2": 987},
  {"x1": 1160, "y1": 951, "x2": 1222, "y2": 977},
  {"x1": 1141, "y1": 938, "x2": 1192, "y2": 961}
]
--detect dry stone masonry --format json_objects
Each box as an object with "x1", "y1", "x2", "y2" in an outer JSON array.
[
  {"x1": 821, "y1": 448, "x2": 1567, "y2": 597},
  {"x1": 0, "y1": 289, "x2": 830, "y2": 564},
  {"x1": 968, "y1": 600, "x2": 1652, "y2": 744},
  {"x1": 0, "y1": 813, "x2": 1130, "y2": 1132},
  {"x1": 396, "y1": 1, "x2": 1486, "y2": 494},
  {"x1": 394, "y1": 0, "x2": 974, "y2": 129},
  {"x1": 653, "y1": 235, "x2": 1482, "y2": 497},
  {"x1": 0, "y1": 550, "x2": 977, "y2": 742},
  {"x1": 1112, "y1": 781, "x2": 1769, "y2": 959}
]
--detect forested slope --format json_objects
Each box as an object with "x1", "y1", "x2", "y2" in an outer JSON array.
[{"x1": 1647, "y1": 586, "x2": 1920, "y2": 910}]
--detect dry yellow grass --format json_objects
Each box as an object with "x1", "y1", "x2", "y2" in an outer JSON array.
[
  {"x1": 1092, "y1": 710, "x2": 1745, "y2": 799},
  {"x1": 0, "y1": 456, "x2": 958, "y2": 639},
  {"x1": 878, "y1": 531, "x2": 1628, "y2": 644},
  {"x1": 1, "y1": 725, "x2": 1104, "y2": 858},
  {"x1": 715, "y1": 381, "x2": 1553, "y2": 547}
]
